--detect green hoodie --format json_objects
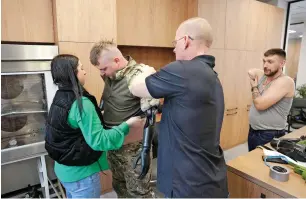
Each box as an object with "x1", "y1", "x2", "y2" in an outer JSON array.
[{"x1": 54, "y1": 96, "x2": 129, "y2": 182}]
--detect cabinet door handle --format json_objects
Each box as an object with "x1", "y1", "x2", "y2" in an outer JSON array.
[
  {"x1": 226, "y1": 107, "x2": 238, "y2": 111},
  {"x1": 226, "y1": 111, "x2": 237, "y2": 116}
]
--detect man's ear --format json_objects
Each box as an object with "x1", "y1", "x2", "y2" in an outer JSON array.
[
  {"x1": 184, "y1": 35, "x2": 191, "y2": 50},
  {"x1": 281, "y1": 59, "x2": 286, "y2": 68},
  {"x1": 114, "y1": 57, "x2": 120, "y2": 63}
]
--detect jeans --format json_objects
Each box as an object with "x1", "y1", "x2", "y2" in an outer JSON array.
[
  {"x1": 248, "y1": 126, "x2": 286, "y2": 151},
  {"x1": 61, "y1": 172, "x2": 101, "y2": 198}
]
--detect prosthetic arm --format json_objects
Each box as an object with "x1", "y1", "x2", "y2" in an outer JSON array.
[{"x1": 133, "y1": 106, "x2": 159, "y2": 179}]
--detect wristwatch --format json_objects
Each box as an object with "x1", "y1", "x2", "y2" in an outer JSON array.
[{"x1": 251, "y1": 86, "x2": 258, "y2": 92}]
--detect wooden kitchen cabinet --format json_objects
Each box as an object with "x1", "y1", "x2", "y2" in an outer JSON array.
[
  {"x1": 207, "y1": 49, "x2": 224, "y2": 75},
  {"x1": 1, "y1": 0, "x2": 54, "y2": 43},
  {"x1": 220, "y1": 110, "x2": 240, "y2": 149},
  {"x1": 265, "y1": 5, "x2": 284, "y2": 49},
  {"x1": 58, "y1": 42, "x2": 104, "y2": 102},
  {"x1": 53, "y1": 0, "x2": 116, "y2": 43},
  {"x1": 100, "y1": 170, "x2": 113, "y2": 194},
  {"x1": 198, "y1": 0, "x2": 226, "y2": 49},
  {"x1": 225, "y1": 0, "x2": 250, "y2": 50},
  {"x1": 245, "y1": 0, "x2": 268, "y2": 51},
  {"x1": 227, "y1": 171, "x2": 282, "y2": 198},
  {"x1": 222, "y1": 50, "x2": 247, "y2": 108},
  {"x1": 118, "y1": 46, "x2": 175, "y2": 71},
  {"x1": 117, "y1": 0, "x2": 189, "y2": 47}
]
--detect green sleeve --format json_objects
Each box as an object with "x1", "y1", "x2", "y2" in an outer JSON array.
[{"x1": 69, "y1": 97, "x2": 130, "y2": 151}]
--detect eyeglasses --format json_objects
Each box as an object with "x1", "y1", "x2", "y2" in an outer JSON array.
[{"x1": 172, "y1": 36, "x2": 194, "y2": 47}]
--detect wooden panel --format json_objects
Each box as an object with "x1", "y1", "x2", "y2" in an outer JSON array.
[
  {"x1": 223, "y1": 50, "x2": 247, "y2": 108},
  {"x1": 53, "y1": 0, "x2": 116, "y2": 42},
  {"x1": 187, "y1": 0, "x2": 199, "y2": 18},
  {"x1": 236, "y1": 51, "x2": 262, "y2": 144},
  {"x1": 218, "y1": 50, "x2": 247, "y2": 149},
  {"x1": 207, "y1": 49, "x2": 225, "y2": 82},
  {"x1": 239, "y1": 51, "x2": 263, "y2": 107},
  {"x1": 117, "y1": 0, "x2": 188, "y2": 47},
  {"x1": 58, "y1": 42, "x2": 104, "y2": 101},
  {"x1": 245, "y1": 1, "x2": 268, "y2": 51},
  {"x1": 227, "y1": 171, "x2": 282, "y2": 198},
  {"x1": 238, "y1": 108, "x2": 250, "y2": 145},
  {"x1": 100, "y1": 170, "x2": 113, "y2": 194},
  {"x1": 286, "y1": 38, "x2": 302, "y2": 80},
  {"x1": 118, "y1": 46, "x2": 175, "y2": 71},
  {"x1": 225, "y1": 0, "x2": 250, "y2": 50},
  {"x1": 220, "y1": 111, "x2": 240, "y2": 149},
  {"x1": 198, "y1": 0, "x2": 226, "y2": 49},
  {"x1": 1, "y1": 0, "x2": 54, "y2": 42},
  {"x1": 266, "y1": 5, "x2": 285, "y2": 49}
]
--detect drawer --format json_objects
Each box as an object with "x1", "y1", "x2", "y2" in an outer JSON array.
[{"x1": 228, "y1": 171, "x2": 283, "y2": 198}]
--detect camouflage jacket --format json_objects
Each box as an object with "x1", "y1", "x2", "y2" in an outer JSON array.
[{"x1": 114, "y1": 56, "x2": 159, "y2": 111}]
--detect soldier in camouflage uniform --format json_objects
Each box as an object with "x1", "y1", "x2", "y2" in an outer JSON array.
[{"x1": 90, "y1": 40, "x2": 159, "y2": 198}]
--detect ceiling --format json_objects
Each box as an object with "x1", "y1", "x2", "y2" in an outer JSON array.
[
  {"x1": 289, "y1": 1, "x2": 306, "y2": 39},
  {"x1": 290, "y1": 0, "x2": 306, "y2": 24}
]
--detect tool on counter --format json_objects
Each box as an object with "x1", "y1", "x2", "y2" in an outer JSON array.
[
  {"x1": 259, "y1": 146, "x2": 306, "y2": 182},
  {"x1": 270, "y1": 136, "x2": 306, "y2": 162},
  {"x1": 262, "y1": 155, "x2": 290, "y2": 182},
  {"x1": 269, "y1": 165, "x2": 290, "y2": 182}
]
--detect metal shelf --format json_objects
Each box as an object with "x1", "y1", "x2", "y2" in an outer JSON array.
[{"x1": 1, "y1": 102, "x2": 47, "y2": 117}]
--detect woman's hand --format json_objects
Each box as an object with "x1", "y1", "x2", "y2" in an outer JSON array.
[{"x1": 126, "y1": 116, "x2": 146, "y2": 132}]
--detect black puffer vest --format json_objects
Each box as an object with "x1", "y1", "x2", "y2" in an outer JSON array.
[{"x1": 45, "y1": 87, "x2": 103, "y2": 166}]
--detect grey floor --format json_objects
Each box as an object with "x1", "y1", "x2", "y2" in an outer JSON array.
[{"x1": 100, "y1": 142, "x2": 249, "y2": 198}]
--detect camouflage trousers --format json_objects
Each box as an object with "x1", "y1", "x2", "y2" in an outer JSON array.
[{"x1": 108, "y1": 142, "x2": 155, "y2": 198}]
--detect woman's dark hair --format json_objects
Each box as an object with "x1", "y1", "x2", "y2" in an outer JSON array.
[{"x1": 51, "y1": 54, "x2": 84, "y2": 113}]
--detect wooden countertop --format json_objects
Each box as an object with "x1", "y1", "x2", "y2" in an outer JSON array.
[{"x1": 227, "y1": 126, "x2": 306, "y2": 198}]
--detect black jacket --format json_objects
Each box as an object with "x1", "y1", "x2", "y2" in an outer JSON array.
[{"x1": 45, "y1": 87, "x2": 104, "y2": 166}]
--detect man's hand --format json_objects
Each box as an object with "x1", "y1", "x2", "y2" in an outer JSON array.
[
  {"x1": 129, "y1": 65, "x2": 156, "y2": 98},
  {"x1": 250, "y1": 77, "x2": 258, "y2": 88},
  {"x1": 248, "y1": 68, "x2": 264, "y2": 81}
]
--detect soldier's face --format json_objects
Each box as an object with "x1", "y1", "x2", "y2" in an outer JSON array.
[{"x1": 97, "y1": 57, "x2": 120, "y2": 79}]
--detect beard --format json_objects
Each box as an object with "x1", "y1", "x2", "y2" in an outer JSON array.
[{"x1": 264, "y1": 68, "x2": 279, "y2": 77}]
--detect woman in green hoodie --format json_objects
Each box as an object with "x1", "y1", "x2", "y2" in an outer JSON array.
[{"x1": 45, "y1": 54, "x2": 144, "y2": 198}]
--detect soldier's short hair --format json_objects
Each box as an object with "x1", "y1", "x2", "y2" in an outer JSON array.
[{"x1": 90, "y1": 39, "x2": 116, "y2": 66}]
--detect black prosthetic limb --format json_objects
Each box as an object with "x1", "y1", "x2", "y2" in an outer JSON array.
[{"x1": 133, "y1": 106, "x2": 158, "y2": 179}]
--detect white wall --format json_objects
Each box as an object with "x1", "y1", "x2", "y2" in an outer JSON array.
[{"x1": 296, "y1": 22, "x2": 306, "y2": 88}]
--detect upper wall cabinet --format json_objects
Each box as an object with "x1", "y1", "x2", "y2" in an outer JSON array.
[
  {"x1": 117, "y1": 0, "x2": 188, "y2": 47},
  {"x1": 225, "y1": 0, "x2": 250, "y2": 50},
  {"x1": 265, "y1": 5, "x2": 284, "y2": 49},
  {"x1": 245, "y1": 0, "x2": 268, "y2": 51},
  {"x1": 198, "y1": 0, "x2": 226, "y2": 49},
  {"x1": 1, "y1": 0, "x2": 54, "y2": 43},
  {"x1": 53, "y1": 0, "x2": 116, "y2": 43}
]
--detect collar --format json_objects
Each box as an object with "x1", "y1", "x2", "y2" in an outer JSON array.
[
  {"x1": 192, "y1": 55, "x2": 215, "y2": 68},
  {"x1": 114, "y1": 55, "x2": 137, "y2": 80}
]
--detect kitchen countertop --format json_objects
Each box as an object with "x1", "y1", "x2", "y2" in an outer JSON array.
[{"x1": 227, "y1": 126, "x2": 306, "y2": 198}]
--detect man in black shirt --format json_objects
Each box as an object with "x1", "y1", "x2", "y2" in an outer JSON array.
[{"x1": 130, "y1": 17, "x2": 228, "y2": 198}]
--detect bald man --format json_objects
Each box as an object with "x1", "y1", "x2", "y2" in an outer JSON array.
[
  {"x1": 129, "y1": 17, "x2": 228, "y2": 197},
  {"x1": 90, "y1": 40, "x2": 158, "y2": 198}
]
